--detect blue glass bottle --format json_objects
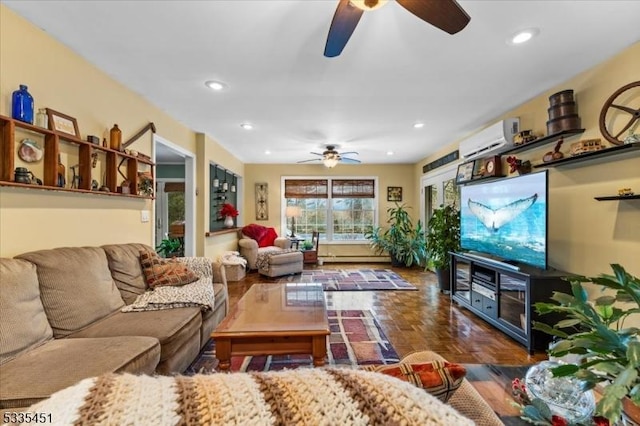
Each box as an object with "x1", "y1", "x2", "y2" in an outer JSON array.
[{"x1": 12, "y1": 84, "x2": 34, "y2": 124}]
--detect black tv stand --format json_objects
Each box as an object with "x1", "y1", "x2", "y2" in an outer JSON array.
[{"x1": 450, "y1": 252, "x2": 572, "y2": 353}]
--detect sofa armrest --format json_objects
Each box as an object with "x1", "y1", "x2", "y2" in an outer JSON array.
[
  {"x1": 274, "y1": 237, "x2": 292, "y2": 249},
  {"x1": 238, "y1": 238, "x2": 259, "y2": 269},
  {"x1": 175, "y1": 257, "x2": 213, "y2": 278},
  {"x1": 212, "y1": 262, "x2": 229, "y2": 314}
]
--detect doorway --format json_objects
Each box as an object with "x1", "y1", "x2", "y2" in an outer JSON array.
[
  {"x1": 153, "y1": 135, "x2": 196, "y2": 257},
  {"x1": 420, "y1": 163, "x2": 460, "y2": 226}
]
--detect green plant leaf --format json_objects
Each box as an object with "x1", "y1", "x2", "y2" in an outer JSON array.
[
  {"x1": 530, "y1": 398, "x2": 553, "y2": 419},
  {"x1": 597, "y1": 389, "x2": 625, "y2": 424},
  {"x1": 595, "y1": 295, "x2": 616, "y2": 306},
  {"x1": 550, "y1": 291, "x2": 575, "y2": 305},
  {"x1": 570, "y1": 281, "x2": 589, "y2": 303},
  {"x1": 628, "y1": 341, "x2": 640, "y2": 368},
  {"x1": 532, "y1": 321, "x2": 569, "y2": 338},
  {"x1": 556, "y1": 318, "x2": 582, "y2": 328},
  {"x1": 550, "y1": 363, "x2": 579, "y2": 376}
]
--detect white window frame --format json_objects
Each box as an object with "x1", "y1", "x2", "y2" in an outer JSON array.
[{"x1": 281, "y1": 175, "x2": 379, "y2": 244}]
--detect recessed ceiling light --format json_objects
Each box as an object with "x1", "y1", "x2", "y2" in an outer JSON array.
[
  {"x1": 508, "y1": 28, "x2": 540, "y2": 45},
  {"x1": 387, "y1": 151, "x2": 394, "y2": 156},
  {"x1": 264, "y1": 150, "x2": 271, "y2": 155},
  {"x1": 240, "y1": 123, "x2": 253, "y2": 130},
  {"x1": 413, "y1": 122, "x2": 425, "y2": 129},
  {"x1": 205, "y1": 80, "x2": 228, "y2": 91}
]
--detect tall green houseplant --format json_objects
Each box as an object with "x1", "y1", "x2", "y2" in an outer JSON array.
[
  {"x1": 425, "y1": 204, "x2": 460, "y2": 292},
  {"x1": 365, "y1": 203, "x2": 426, "y2": 267},
  {"x1": 533, "y1": 264, "x2": 640, "y2": 424}
]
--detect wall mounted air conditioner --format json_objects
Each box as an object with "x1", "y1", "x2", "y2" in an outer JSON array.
[{"x1": 459, "y1": 118, "x2": 520, "y2": 160}]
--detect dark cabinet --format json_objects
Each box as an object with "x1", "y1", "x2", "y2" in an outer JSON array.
[{"x1": 450, "y1": 252, "x2": 572, "y2": 353}]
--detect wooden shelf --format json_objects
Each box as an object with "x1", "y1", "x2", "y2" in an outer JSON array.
[
  {"x1": 0, "y1": 114, "x2": 154, "y2": 197},
  {"x1": 500, "y1": 129, "x2": 585, "y2": 156},
  {"x1": 457, "y1": 174, "x2": 506, "y2": 186},
  {"x1": 0, "y1": 181, "x2": 153, "y2": 198},
  {"x1": 594, "y1": 194, "x2": 640, "y2": 201},
  {"x1": 533, "y1": 142, "x2": 640, "y2": 168}
]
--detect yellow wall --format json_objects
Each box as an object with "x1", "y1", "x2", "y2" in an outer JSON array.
[
  {"x1": 0, "y1": 6, "x2": 242, "y2": 259},
  {"x1": 416, "y1": 42, "x2": 640, "y2": 278},
  {"x1": 244, "y1": 163, "x2": 416, "y2": 261}
]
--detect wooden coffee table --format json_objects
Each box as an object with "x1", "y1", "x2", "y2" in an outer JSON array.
[{"x1": 211, "y1": 283, "x2": 330, "y2": 371}]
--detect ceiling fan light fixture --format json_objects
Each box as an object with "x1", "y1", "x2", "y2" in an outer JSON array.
[
  {"x1": 508, "y1": 28, "x2": 540, "y2": 45},
  {"x1": 323, "y1": 158, "x2": 339, "y2": 168},
  {"x1": 413, "y1": 122, "x2": 425, "y2": 129},
  {"x1": 204, "y1": 80, "x2": 227, "y2": 91},
  {"x1": 349, "y1": 0, "x2": 389, "y2": 12},
  {"x1": 240, "y1": 123, "x2": 253, "y2": 130}
]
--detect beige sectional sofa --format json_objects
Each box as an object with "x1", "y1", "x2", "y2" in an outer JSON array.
[{"x1": 0, "y1": 243, "x2": 228, "y2": 411}]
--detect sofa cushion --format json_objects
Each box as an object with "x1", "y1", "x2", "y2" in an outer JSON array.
[
  {"x1": 15, "y1": 247, "x2": 125, "y2": 338},
  {"x1": 102, "y1": 243, "x2": 153, "y2": 304},
  {"x1": 0, "y1": 336, "x2": 160, "y2": 409},
  {"x1": 139, "y1": 250, "x2": 199, "y2": 288},
  {"x1": 0, "y1": 259, "x2": 53, "y2": 365},
  {"x1": 361, "y1": 360, "x2": 466, "y2": 402},
  {"x1": 67, "y1": 308, "x2": 202, "y2": 364}
]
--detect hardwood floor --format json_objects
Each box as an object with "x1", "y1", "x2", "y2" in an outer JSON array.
[{"x1": 227, "y1": 263, "x2": 549, "y2": 365}]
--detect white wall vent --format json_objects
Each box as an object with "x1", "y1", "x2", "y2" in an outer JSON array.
[{"x1": 459, "y1": 118, "x2": 520, "y2": 160}]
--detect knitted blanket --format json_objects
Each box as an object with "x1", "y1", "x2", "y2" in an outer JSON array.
[
  {"x1": 26, "y1": 369, "x2": 473, "y2": 425},
  {"x1": 121, "y1": 277, "x2": 215, "y2": 312},
  {"x1": 256, "y1": 248, "x2": 299, "y2": 271}
]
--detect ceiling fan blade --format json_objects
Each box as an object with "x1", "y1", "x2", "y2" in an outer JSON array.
[
  {"x1": 396, "y1": 0, "x2": 470, "y2": 35},
  {"x1": 297, "y1": 159, "x2": 322, "y2": 164},
  {"x1": 309, "y1": 152, "x2": 324, "y2": 156},
  {"x1": 324, "y1": 0, "x2": 365, "y2": 57},
  {"x1": 340, "y1": 157, "x2": 362, "y2": 164},
  {"x1": 339, "y1": 151, "x2": 359, "y2": 156}
]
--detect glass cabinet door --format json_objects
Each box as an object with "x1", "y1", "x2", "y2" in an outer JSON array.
[
  {"x1": 498, "y1": 273, "x2": 527, "y2": 334},
  {"x1": 452, "y1": 256, "x2": 471, "y2": 302}
]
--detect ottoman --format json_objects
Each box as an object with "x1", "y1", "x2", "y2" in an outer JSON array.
[{"x1": 258, "y1": 250, "x2": 304, "y2": 277}]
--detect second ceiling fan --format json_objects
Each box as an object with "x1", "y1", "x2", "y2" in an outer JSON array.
[
  {"x1": 297, "y1": 145, "x2": 361, "y2": 168},
  {"x1": 324, "y1": 0, "x2": 471, "y2": 57}
]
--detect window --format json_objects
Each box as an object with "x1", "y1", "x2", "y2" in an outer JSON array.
[{"x1": 284, "y1": 178, "x2": 376, "y2": 242}]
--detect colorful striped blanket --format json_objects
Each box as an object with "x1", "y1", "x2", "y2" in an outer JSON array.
[{"x1": 27, "y1": 368, "x2": 473, "y2": 425}]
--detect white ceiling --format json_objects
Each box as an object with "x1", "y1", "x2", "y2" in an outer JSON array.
[{"x1": 5, "y1": 1, "x2": 640, "y2": 166}]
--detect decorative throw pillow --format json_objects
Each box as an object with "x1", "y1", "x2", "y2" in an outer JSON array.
[
  {"x1": 258, "y1": 227, "x2": 278, "y2": 248},
  {"x1": 242, "y1": 224, "x2": 268, "y2": 242},
  {"x1": 139, "y1": 250, "x2": 199, "y2": 289},
  {"x1": 361, "y1": 361, "x2": 466, "y2": 402}
]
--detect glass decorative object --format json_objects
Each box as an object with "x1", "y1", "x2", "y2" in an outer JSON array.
[
  {"x1": 35, "y1": 108, "x2": 48, "y2": 128},
  {"x1": 224, "y1": 215, "x2": 234, "y2": 228},
  {"x1": 12, "y1": 84, "x2": 34, "y2": 124},
  {"x1": 110, "y1": 124, "x2": 122, "y2": 151},
  {"x1": 525, "y1": 361, "x2": 595, "y2": 424}
]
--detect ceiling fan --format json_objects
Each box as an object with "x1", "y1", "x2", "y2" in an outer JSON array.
[
  {"x1": 324, "y1": 0, "x2": 471, "y2": 57},
  {"x1": 297, "y1": 145, "x2": 362, "y2": 168}
]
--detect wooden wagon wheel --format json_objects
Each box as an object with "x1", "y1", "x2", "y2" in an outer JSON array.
[{"x1": 599, "y1": 81, "x2": 640, "y2": 145}]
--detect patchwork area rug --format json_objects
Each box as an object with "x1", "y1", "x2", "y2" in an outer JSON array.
[
  {"x1": 187, "y1": 310, "x2": 400, "y2": 373},
  {"x1": 278, "y1": 268, "x2": 418, "y2": 291}
]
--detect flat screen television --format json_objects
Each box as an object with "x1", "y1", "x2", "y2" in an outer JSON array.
[{"x1": 460, "y1": 170, "x2": 548, "y2": 270}]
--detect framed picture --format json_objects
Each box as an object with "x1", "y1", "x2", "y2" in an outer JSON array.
[
  {"x1": 46, "y1": 108, "x2": 80, "y2": 137},
  {"x1": 387, "y1": 186, "x2": 402, "y2": 202},
  {"x1": 456, "y1": 161, "x2": 475, "y2": 183},
  {"x1": 255, "y1": 182, "x2": 268, "y2": 220}
]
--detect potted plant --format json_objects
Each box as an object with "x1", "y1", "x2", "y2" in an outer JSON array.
[
  {"x1": 365, "y1": 203, "x2": 427, "y2": 267},
  {"x1": 425, "y1": 204, "x2": 460, "y2": 292},
  {"x1": 532, "y1": 264, "x2": 640, "y2": 425},
  {"x1": 156, "y1": 237, "x2": 183, "y2": 258}
]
